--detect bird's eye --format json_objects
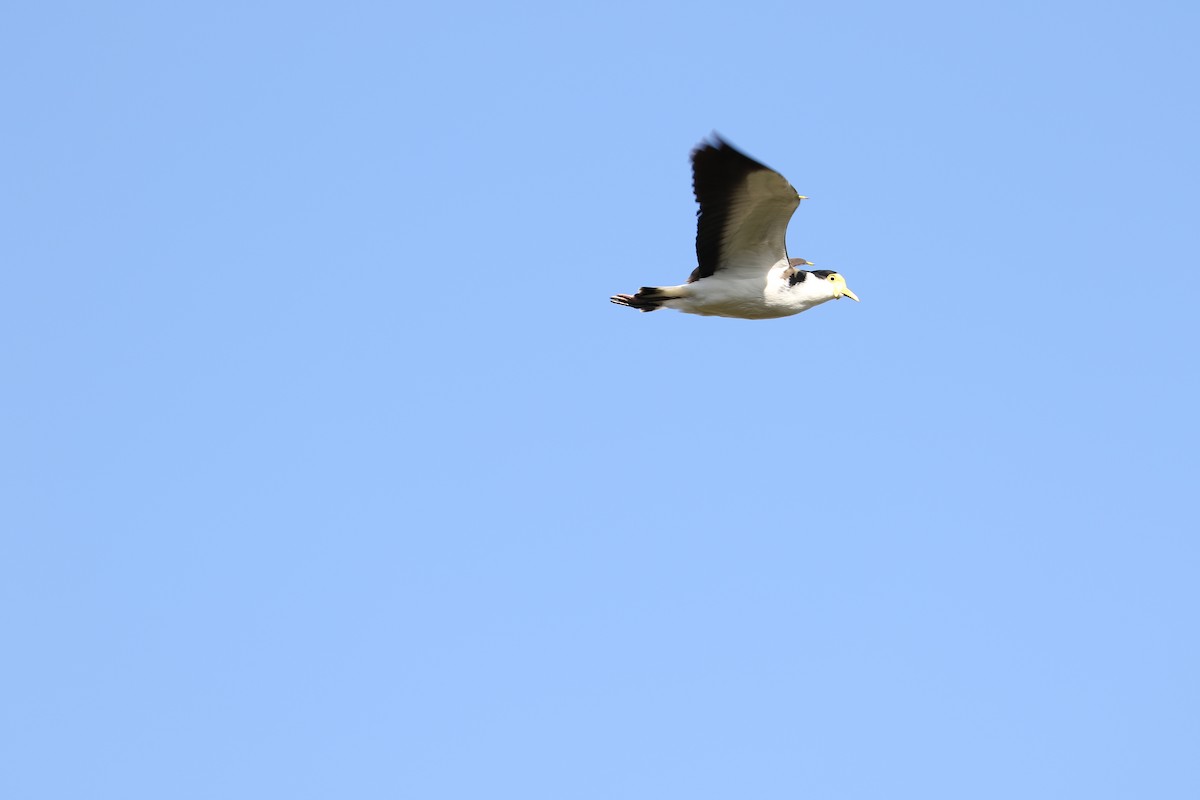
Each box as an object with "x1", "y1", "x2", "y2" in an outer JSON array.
[{"x1": 828, "y1": 275, "x2": 836, "y2": 281}]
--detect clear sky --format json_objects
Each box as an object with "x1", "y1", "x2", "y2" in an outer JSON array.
[{"x1": 3, "y1": 0, "x2": 1199, "y2": 797}]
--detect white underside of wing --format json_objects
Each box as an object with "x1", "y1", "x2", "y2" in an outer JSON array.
[{"x1": 712, "y1": 172, "x2": 802, "y2": 280}]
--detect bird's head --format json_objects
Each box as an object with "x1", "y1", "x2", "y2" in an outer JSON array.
[{"x1": 812, "y1": 270, "x2": 859, "y2": 302}]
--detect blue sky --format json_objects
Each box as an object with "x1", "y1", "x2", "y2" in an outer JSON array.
[{"x1": 3, "y1": 0, "x2": 1199, "y2": 797}]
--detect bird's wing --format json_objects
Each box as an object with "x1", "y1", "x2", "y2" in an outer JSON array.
[{"x1": 687, "y1": 136, "x2": 802, "y2": 283}]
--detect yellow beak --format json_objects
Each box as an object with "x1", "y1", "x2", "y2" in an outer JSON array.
[{"x1": 841, "y1": 288, "x2": 860, "y2": 302}]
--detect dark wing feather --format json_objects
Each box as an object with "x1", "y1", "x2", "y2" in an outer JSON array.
[{"x1": 688, "y1": 136, "x2": 802, "y2": 283}]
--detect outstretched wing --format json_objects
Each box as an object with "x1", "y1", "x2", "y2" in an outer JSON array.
[{"x1": 688, "y1": 136, "x2": 802, "y2": 283}]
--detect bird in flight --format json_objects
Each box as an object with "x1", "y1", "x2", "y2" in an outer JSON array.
[{"x1": 611, "y1": 135, "x2": 858, "y2": 319}]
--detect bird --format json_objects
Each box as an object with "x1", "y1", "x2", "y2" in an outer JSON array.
[{"x1": 611, "y1": 135, "x2": 858, "y2": 319}]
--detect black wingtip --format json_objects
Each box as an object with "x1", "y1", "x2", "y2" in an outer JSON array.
[{"x1": 692, "y1": 131, "x2": 731, "y2": 158}]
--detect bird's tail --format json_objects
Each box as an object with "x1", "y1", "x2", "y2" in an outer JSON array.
[{"x1": 610, "y1": 285, "x2": 686, "y2": 312}]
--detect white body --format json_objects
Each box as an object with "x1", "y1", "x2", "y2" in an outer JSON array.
[{"x1": 657, "y1": 260, "x2": 840, "y2": 319}]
